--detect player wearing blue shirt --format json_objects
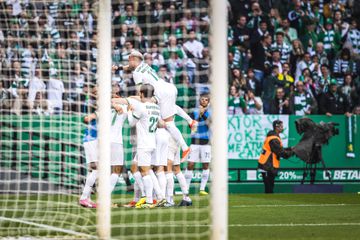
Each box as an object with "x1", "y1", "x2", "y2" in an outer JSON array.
[
  {"x1": 79, "y1": 111, "x2": 99, "y2": 208},
  {"x1": 185, "y1": 93, "x2": 211, "y2": 196}
]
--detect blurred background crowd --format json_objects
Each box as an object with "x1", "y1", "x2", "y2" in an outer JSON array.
[{"x1": 0, "y1": 0, "x2": 359, "y2": 116}]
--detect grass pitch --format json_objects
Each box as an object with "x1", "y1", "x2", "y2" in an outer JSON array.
[{"x1": 0, "y1": 193, "x2": 359, "y2": 239}]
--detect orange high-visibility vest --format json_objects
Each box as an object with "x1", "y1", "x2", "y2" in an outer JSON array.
[{"x1": 258, "y1": 135, "x2": 282, "y2": 169}]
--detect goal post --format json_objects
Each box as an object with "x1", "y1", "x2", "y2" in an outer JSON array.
[
  {"x1": 209, "y1": 0, "x2": 228, "y2": 239},
  {"x1": 96, "y1": 0, "x2": 112, "y2": 239}
]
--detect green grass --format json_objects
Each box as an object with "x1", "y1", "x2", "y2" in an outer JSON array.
[
  {"x1": 229, "y1": 194, "x2": 360, "y2": 240},
  {"x1": 1, "y1": 193, "x2": 360, "y2": 239}
]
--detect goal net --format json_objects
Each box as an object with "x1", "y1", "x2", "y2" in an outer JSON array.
[{"x1": 0, "y1": 0, "x2": 227, "y2": 239}]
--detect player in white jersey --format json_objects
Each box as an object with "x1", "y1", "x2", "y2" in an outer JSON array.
[
  {"x1": 154, "y1": 105, "x2": 198, "y2": 201},
  {"x1": 126, "y1": 84, "x2": 167, "y2": 208},
  {"x1": 109, "y1": 105, "x2": 127, "y2": 194},
  {"x1": 112, "y1": 98, "x2": 196, "y2": 208},
  {"x1": 165, "y1": 127, "x2": 193, "y2": 207},
  {"x1": 112, "y1": 50, "x2": 197, "y2": 161},
  {"x1": 79, "y1": 86, "x2": 128, "y2": 208}
]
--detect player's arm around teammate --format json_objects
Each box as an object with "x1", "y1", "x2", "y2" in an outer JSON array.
[{"x1": 112, "y1": 50, "x2": 192, "y2": 161}]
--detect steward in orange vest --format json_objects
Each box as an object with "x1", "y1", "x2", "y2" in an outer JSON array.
[{"x1": 258, "y1": 120, "x2": 293, "y2": 193}]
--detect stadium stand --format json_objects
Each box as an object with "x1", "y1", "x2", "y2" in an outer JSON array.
[{"x1": 0, "y1": 0, "x2": 359, "y2": 116}]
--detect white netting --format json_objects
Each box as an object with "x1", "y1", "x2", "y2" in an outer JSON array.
[{"x1": 0, "y1": 0, "x2": 212, "y2": 239}]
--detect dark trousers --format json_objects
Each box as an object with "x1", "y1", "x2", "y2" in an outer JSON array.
[{"x1": 261, "y1": 171, "x2": 276, "y2": 193}]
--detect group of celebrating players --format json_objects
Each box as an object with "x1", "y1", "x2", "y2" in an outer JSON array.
[{"x1": 79, "y1": 50, "x2": 211, "y2": 209}]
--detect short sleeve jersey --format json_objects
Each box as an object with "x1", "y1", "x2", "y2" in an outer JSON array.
[
  {"x1": 110, "y1": 106, "x2": 127, "y2": 144},
  {"x1": 128, "y1": 98, "x2": 161, "y2": 150},
  {"x1": 133, "y1": 62, "x2": 164, "y2": 88}
]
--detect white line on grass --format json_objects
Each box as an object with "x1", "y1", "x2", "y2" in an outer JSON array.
[
  {"x1": 228, "y1": 223, "x2": 360, "y2": 227},
  {"x1": 232, "y1": 203, "x2": 360, "y2": 208},
  {"x1": 94, "y1": 222, "x2": 360, "y2": 228},
  {"x1": 0, "y1": 216, "x2": 96, "y2": 239}
]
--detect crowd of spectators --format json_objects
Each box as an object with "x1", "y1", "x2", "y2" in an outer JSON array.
[
  {"x1": 228, "y1": 0, "x2": 360, "y2": 116},
  {"x1": 0, "y1": 0, "x2": 359, "y2": 116}
]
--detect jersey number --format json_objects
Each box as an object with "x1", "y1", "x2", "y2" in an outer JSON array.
[{"x1": 149, "y1": 117, "x2": 158, "y2": 133}]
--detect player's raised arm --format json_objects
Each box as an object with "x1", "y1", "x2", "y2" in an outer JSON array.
[
  {"x1": 112, "y1": 64, "x2": 130, "y2": 72},
  {"x1": 128, "y1": 95, "x2": 141, "y2": 101},
  {"x1": 127, "y1": 107, "x2": 141, "y2": 127},
  {"x1": 126, "y1": 98, "x2": 144, "y2": 127},
  {"x1": 111, "y1": 97, "x2": 129, "y2": 106}
]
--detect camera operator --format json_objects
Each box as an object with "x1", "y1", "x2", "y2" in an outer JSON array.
[{"x1": 258, "y1": 120, "x2": 293, "y2": 193}]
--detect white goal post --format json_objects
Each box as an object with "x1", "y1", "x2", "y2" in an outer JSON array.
[
  {"x1": 96, "y1": 0, "x2": 112, "y2": 239},
  {"x1": 209, "y1": 0, "x2": 228, "y2": 240}
]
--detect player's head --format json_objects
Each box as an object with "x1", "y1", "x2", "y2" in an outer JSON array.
[
  {"x1": 111, "y1": 81, "x2": 121, "y2": 97},
  {"x1": 273, "y1": 119, "x2": 284, "y2": 133},
  {"x1": 139, "y1": 84, "x2": 155, "y2": 100},
  {"x1": 128, "y1": 50, "x2": 143, "y2": 69},
  {"x1": 199, "y1": 93, "x2": 210, "y2": 107}
]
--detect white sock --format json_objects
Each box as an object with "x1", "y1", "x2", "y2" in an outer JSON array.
[
  {"x1": 156, "y1": 171, "x2": 166, "y2": 198},
  {"x1": 149, "y1": 169, "x2": 164, "y2": 199},
  {"x1": 165, "y1": 121, "x2": 188, "y2": 151},
  {"x1": 133, "y1": 171, "x2": 145, "y2": 197},
  {"x1": 176, "y1": 172, "x2": 189, "y2": 196},
  {"x1": 166, "y1": 172, "x2": 174, "y2": 203},
  {"x1": 134, "y1": 182, "x2": 141, "y2": 202},
  {"x1": 110, "y1": 173, "x2": 119, "y2": 193},
  {"x1": 184, "y1": 169, "x2": 193, "y2": 192},
  {"x1": 200, "y1": 169, "x2": 210, "y2": 191},
  {"x1": 142, "y1": 175, "x2": 153, "y2": 204},
  {"x1": 175, "y1": 105, "x2": 192, "y2": 124},
  {"x1": 80, "y1": 170, "x2": 98, "y2": 200}
]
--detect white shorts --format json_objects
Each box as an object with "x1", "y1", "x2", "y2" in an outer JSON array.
[
  {"x1": 155, "y1": 128, "x2": 169, "y2": 166},
  {"x1": 167, "y1": 135, "x2": 180, "y2": 165},
  {"x1": 111, "y1": 143, "x2": 124, "y2": 166},
  {"x1": 135, "y1": 149, "x2": 156, "y2": 167},
  {"x1": 156, "y1": 82, "x2": 177, "y2": 119},
  {"x1": 188, "y1": 144, "x2": 211, "y2": 163},
  {"x1": 84, "y1": 140, "x2": 98, "y2": 164}
]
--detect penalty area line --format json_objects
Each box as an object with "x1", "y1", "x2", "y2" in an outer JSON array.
[{"x1": 0, "y1": 216, "x2": 95, "y2": 238}]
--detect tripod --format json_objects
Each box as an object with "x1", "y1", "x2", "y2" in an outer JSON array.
[{"x1": 300, "y1": 145, "x2": 332, "y2": 184}]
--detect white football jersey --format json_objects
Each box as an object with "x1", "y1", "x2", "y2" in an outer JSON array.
[
  {"x1": 110, "y1": 106, "x2": 127, "y2": 144},
  {"x1": 128, "y1": 99, "x2": 160, "y2": 150},
  {"x1": 133, "y1": 62, "x2": 171, "y2": 100},
  {"x1": 133, "y1": 62, "x2": 163, "y2": 87}
]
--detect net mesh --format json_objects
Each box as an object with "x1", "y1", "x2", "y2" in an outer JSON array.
[{"x1": 0, "y1": 0, "x2": 211, "y2": 239}]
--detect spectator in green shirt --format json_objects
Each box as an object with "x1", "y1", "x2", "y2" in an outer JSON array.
[
  {"x1": 318, "y1": 18, "x2": 341, "y2": 56},
  {"x1": 228, "y1": 85, "x2": 246, "y2": 115},
  {"x1": 289, "y1": 80, "x2": 317, "y2": 116},
  {"x1": 176, "y1": 73, "x2": 196, "y2": 111},
  {"x1": 162, "y1": 35, "x2": 186, "y2": 60},
  {"x1": 276, "y1": 18, "x2": 298, "y2": 45}
]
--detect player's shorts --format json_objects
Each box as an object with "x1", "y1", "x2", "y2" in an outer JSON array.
[
  {"x1": 111, "y1": 143, "x2": 124, "y2": 166},
  {"x1": 156, "y1": 82, "x2": 178, "y2": 119},
  {"x1": 84, "y1": 140, "x2": 98, "y2": 164},
  {"x1": 188, "y1": 144, "x2": 211, "y2": 163},
  {"x1": 167, "y1": 135, "x2": 180, "y2": 165},
  {"x1": 134, "y1": 148, "x2": 156, "y2": 167},
  {"x1": 155, "y1": 128, "x2": 169, "y2": 166}
]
